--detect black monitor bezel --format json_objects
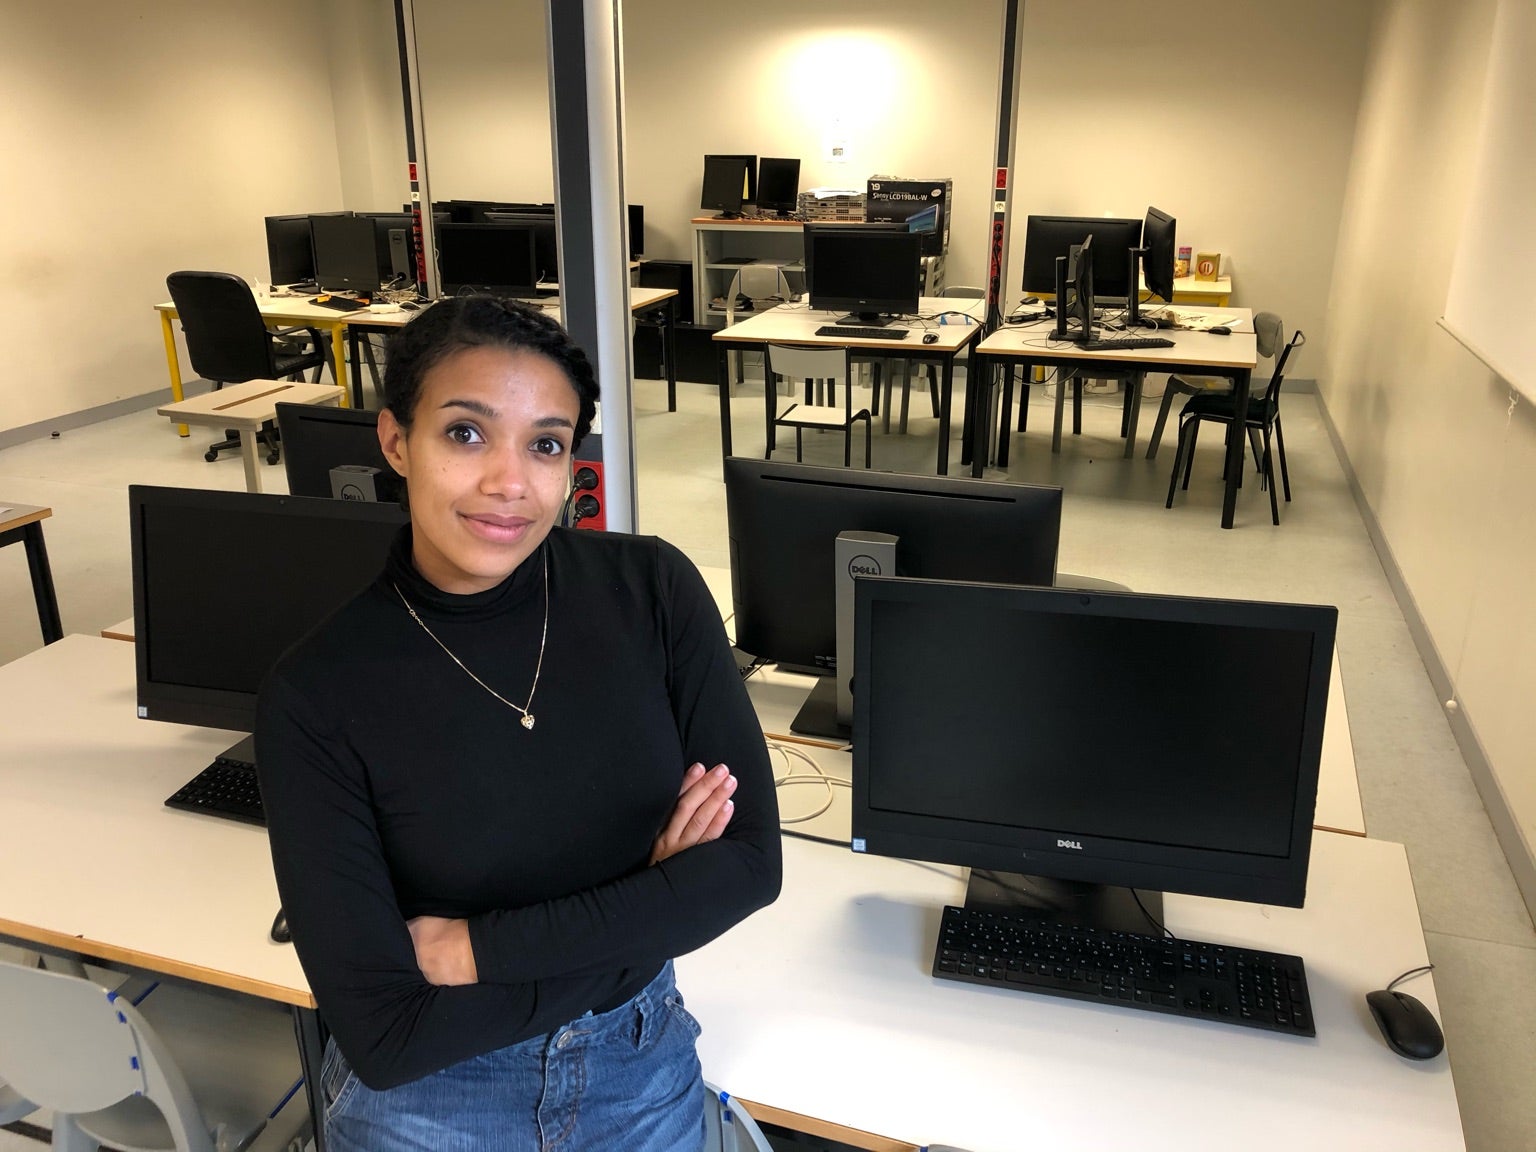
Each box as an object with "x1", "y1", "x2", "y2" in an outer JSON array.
[
  {"x1": 850, "y1": 577, "x2": 1335, "y2": 909},
  {"x1": 309, "y1": 213, "x2": 382, "y2": 296},
  {"x1": 264, "y1": 214, "x2": 323, "y2": 286},
  {"x1": 756, "y1": 157, "x2": 801, "y2": 213},
  {"x1": 483, "y1": 212, "x2": 560, "y2": 285},
  {"x1": 1022, "y1": 215, "x2": 1142, "y2": 300},
  {"x1": 804, "y1": 224, "x2": 923, "y2": 320},
  {"x1": 723, "y1": 457, "x2": 1062, "y2": 672},
  {"x1": 436, "y1": 222, "x2": 539, "y2": 297},
  {"x1": 273, "y1": 402, "x2": 400, "y2": 503},
  {"x1": 1142, "y1": 206, "x2": 1177, "y2": 304},
  {"x1": 129, "y1": 485, "x2": 408, "y2": 733},
  {"x1": 701, "y1": 155, "x2": 756, "y2": 215}
]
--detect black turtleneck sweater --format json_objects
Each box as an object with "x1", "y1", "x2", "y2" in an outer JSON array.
[{"x1": 255, "y1": 526, "x2": 781, "y2": 1091}]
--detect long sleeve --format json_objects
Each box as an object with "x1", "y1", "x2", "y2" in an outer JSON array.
[{"x1": 465, "y1": 542, "x2": 782, "y2": 983}]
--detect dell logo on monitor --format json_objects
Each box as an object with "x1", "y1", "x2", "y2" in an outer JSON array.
[
  {"x1": 847, "y1": 554, "x2": 884, "y2": 578},
  {"x1": 1057, "y1": 838, "x2": 1084, "y2": 850}
]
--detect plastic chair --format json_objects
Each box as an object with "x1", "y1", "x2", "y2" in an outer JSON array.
[
  {"x1": 765, "y1": 343, "x2": 872, "y2": 468},
  {"x1": 166, "y1": 271, "x2": 329, "y2": 467},
  {"x1": 1165, "y1": 328, "x2": 1306, "y2": 525},
  {"x1": 1145, "y1": 311, "x2": 1284, "y2": 459},
  {"x1": 702, "y1": 1082, "x2": 774, "y2": 1152},
  {"x1": 725, "y1": 264, "x2": 794, "y2": 386},
  {"x1": 0, "y1": 959, "x2": 305, "y2": 1152}
]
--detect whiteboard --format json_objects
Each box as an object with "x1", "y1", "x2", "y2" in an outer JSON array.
[{"x1": 1441, "y1": 0, "x2": 1536, "y2": 401}]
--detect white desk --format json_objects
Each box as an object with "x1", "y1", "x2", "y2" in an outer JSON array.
[
  {"x1": 712, "y1": 297, "x2": 989, "y2": 475},
  {"x1": 156, "y1": 378, "x2": 344, "y2": 492},
  {"x1": 676, "y1": 831, "x2": 1461, "y2": 1151}
]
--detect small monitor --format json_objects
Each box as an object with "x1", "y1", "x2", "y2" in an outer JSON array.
[
  {"x1": 1021, "y1": 215, "x2": 1142, "y2": 301},
  {"x1": 805, "y1": 224, "x2": 923, "y2": 325},
  {"x1": 274, "y1": 403, "x2": 402, "y2": 504},
  {"x1": 756, "y1": 158, "x2": 801, "y2": 215},
  {"x1": 628, "y1": 203, "x2": 645, "y2": 259},
  {"x1": 310, "y1": 214, "x2": 382, "y2": 296},
  {"x1": 264, "y1": 214, "x2": 330, "y2": 287},
  {"x1": 129, "y1": 485, "x2": 407, "y2": 734},
  {"x1": 436, "y1": 223, "x2": 538, "y2": 297},
  {"x1": 483, "y1": 212, "x2": 559, "y2": 286},
  {"x1": 701, "y1": 155, "x2": 756, "y2": 217},
  {"x1": 1142, "y1": 206, "x2": 1177, "y2": 304},
  {"x1": 852, "y1": 577, "x2": 1336, "y2": 928}
]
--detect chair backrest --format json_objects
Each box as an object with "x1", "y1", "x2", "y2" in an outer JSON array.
[
  {"x1": 765, "y1": 343, "x2": 850, "y2": 387},
  {"x1": 1264, "y1": 329, "x2": 1306, "y2": 405},
  {"x1": 702, "y1": 1082, "x2": 774, "y2": 1152},
  {"x1": 1254, "y1": 311, "x2": 1283, "y2": 360},
  {"x1": 165, "y1": 271, "x2": 276, "y2": 386},
  {"x1": 939, "y1": 284, "x2": 985, "y2": 298},
  {"x1": 0, "y1": 960, "x2": 214, "y2": 1151}
]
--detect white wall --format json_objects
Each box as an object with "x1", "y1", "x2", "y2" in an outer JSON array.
[
  {"x1": 1322, "y1": 0, "x2": 1536, "y2": 901},
  {"x1": 0, "y1": 0, "x2": 351, "y2": 436},
  {"x1": 326, "y1": 0, "x2": 411, "y2": 212}
]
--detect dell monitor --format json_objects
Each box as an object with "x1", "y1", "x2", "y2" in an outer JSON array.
[
  {"x1": 360, "y1": 212, "x2": 416, "y2": 284},
  {"x1": 851, "y1": 576, "x2": 1336, "y2": 931},
  {"x1": 724, "y1": 458, "x2": 1062, "y2": 738},
  {"x1": 1054, "y1": 236, "x2": 1095, "y2": 343},
  {"x1": 805, "y1": 224, "x2": 923, "y2": 325},
  {"x1": 1127, "y1": 206, "x2": 1178, "y2": 328},
  {"x1": 484, "y1": 211, "x2": 560, "y2": 287},
  {"x1": 1021, "y1": 215, "x2": 1141, "y2": 303},
  {"x1": 129, "y1": 485, "x2": 407, "y2": 737},
  {"x1": 310, "y1": 213, "x2": 381, "y2": 297},
  {"x1": 274, "y1": 403, "x2": 402, "y2": 504},
  {"x1": 756, "y1": 157, "x2": 801, "y2": 216},
  {"x1": 436, "y1": 223, "x2": 538, "y2": 297},
  {"x1": 701, "y1": 154, "x2": 756, "y2": 218}
]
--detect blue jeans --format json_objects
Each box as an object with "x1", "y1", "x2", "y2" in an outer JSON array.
[{"x1": 320, "y1": 962, "x2": 705, "y2": 1151}]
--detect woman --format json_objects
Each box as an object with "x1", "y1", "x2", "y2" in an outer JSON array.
[{"x1": 255, "y1": 296, "x2": 781, "y2": 1151}]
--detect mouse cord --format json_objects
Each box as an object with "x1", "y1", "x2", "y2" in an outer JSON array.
[{"x1": 1386, "y1": 963, "x2": 1435, "y2": 991}]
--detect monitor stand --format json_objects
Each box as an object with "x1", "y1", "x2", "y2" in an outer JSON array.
[
  {"x1": 789, "y1": 676, "x2": 846, "y2": 742},
  {"x1": 835, "y1": 313, "x2": 891, "y2": 327},
  {"x1": 964, "y1": 869, "x2": 1164, "y2": 936}
]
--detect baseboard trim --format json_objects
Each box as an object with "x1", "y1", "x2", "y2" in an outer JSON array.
[
  {"x1": 0, "y1": 384, "x2": 213, "y2": 450},
  {"x1": 1316, "y1": 391, "x2": 1536, "y2": 928}
]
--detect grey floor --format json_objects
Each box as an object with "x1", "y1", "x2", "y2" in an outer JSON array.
[{"x1": 2, "y1": 364, "x2": 1533, "y2": 1150}]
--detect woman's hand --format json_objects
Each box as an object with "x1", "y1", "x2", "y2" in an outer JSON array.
[
  {"x1": 406, "y1": 916, "x2": 478, "y2": 986},
  {"x1": 651, "y1": 762, "x2": 737, "y2": 865}
]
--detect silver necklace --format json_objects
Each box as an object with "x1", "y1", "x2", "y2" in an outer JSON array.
[{"x1": 392, "y1": 551, "x2": 549, "y2": 730}]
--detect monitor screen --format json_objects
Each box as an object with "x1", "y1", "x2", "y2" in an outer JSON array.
[
  {"x1": 264, "y1": 214, "x2": 330, "y2": 286},
  {"x1": 756, "y1": 157, "x2": 801, "y2": 213},
  {"x1": 851, "y1": 578, "x2": 1335, "y2": 919},
  {"x1": 724, "y1": 458, "x2": 1061, "y2": 675},
  {"x1": 436, "y1": 223, "x2": 538, "y2": 297},
  {"x1": 1021, "y1": 215, "x2": 1142, "y2": 301},
  {"x1": 701, "y1": 155, "x2": 756, "y2": 216},
  {"x1": 274, "y1": 403, "x2": 402, "y2": 504},
  {"x1": 483, "y1": 212, "x2": 559, "y2": 285},
  {"x1": 1142, "y1": 206, "x2": 1177, "y2": 303},
  {"x1": 310, "y1": 213, "x2": 382, "y2": 296},
  {"x1": 129, "y1": 486, "x2": 407, "y2": 733},
  {"x1": 805, "y1": 224, "x2": 923, "y2": 323}
]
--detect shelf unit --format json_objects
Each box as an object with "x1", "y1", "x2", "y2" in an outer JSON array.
[{"x1": 691, "y1": 218, "x2": 806, "y2": 327}]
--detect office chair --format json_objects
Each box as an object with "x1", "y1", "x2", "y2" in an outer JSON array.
[
  {"x1": 1146, "y1": 311, "x2": 1285, "y2": 459},
  {"x1": 0, "y1": 959, "x2": 307, "y2": 1152},
  {"x1": 702, "y1": 1082, "x2": 773, "y2": 1152},
  {"x1": 1166, "y1": 327, "x2": 1306, "y2": 525},
  {"x1": 165, "y1": 271, "x2": 329, "y2": 467},
  {"x1": 765, "y1": 343, "x2": 872, "y2": 468}
]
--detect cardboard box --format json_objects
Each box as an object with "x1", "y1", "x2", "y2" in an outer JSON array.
[
  {"x1": 1193, "y1": 251, "x2": 1222, "y2": 281},
  {"x1": 866, "y1": 176, "x2": 951, "y2": 256}
]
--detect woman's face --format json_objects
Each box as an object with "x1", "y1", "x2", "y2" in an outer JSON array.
[{"x1": 378, "y1": 345, "x2": 580, "y2": 595}]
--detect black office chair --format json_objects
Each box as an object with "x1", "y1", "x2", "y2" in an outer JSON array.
[
  {"x1": 165, "y1": 271, "x2": 330, "y2": 466},
  {"x1": 1165, "y1": 328, "x2": 1306, "y2": 525}
]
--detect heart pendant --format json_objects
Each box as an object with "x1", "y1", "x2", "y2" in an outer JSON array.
[{"x1": 521, "y1": 714, "x2": 536, "y2": 730}]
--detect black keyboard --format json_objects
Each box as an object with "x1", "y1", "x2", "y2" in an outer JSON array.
[
  {"x1": 165, "y1": 756, "x2": 266, "y2": 826},
  {"x1": 934, "y1": 905, "x2": 1315, "y2": 1037},
  {"x1": 309, "y1": 295, "x2": 369, "y2": 312},
  {"x1": 814, "y1": 325, "x2": 909, "y2": 341},
  {"x1": 1061, "y1": 336, "x2": 1176, "y2": 351}
]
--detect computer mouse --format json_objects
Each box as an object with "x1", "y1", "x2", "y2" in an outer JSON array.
[
  {"x1": 1209, "y1": 325, "x2": 1232, "y2": 336},
  {"x1": 1022, "y1": 296, "x2": 1040, "y2": 306},
  {"x1": 1366, "y1": 989, "x2": 1444, "y2": 1059},
  {"x1": 922, "y1": 332, "x2": 939, "y2": 344},
  {"x1": 270, "y1": 908, "x2": 292, "y2": 945}
]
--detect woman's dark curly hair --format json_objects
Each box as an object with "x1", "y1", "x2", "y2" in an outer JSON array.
[{"x1": 382, "y1": 297, "x2": 599, "y2": 447}]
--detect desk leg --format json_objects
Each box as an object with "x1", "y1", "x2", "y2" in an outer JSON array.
[
  {"x1": 1221, "y1": 369, "x2": 1251, "y2": 528},
  {"x1": 331, "y1": 326, "x2": 351, "y2": 409},
  {"x1": 159, "y1": 311, "x2": 189, "y2": 438},
  {"x1": 1053, "y1": 376, "x2": 1067, "y2": 453},
  {"x1": 359, "y1": 336, "x2": 382, "y2": 409},
  {"x1": 292, "y1": 1006, "x2": 329, "y2": 1152},
  {"x1": 240, "y1": 431, "x2": 263, "y2": 493},
  {"x1": 1122, "y1": 372, "x2": 1145, "y2": 459},
  {"x1": 937, "y1": 356, "x2": 954, "y2": 476},
  {"x1": 996, "y1": 358, "x2": 1016, "y2": 469},
  {"x1": 716, "y1": 344, "x2": 733, "y2": 474},
  {"x1": 22, "y1": 523, "x2": 63, "y2": 644},
  {"x1": 664, "y1": 299, "x2": 677, "y2": 412}
]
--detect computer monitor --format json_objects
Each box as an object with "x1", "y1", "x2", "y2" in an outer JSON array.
[
  {"x1": 360, "y1": 212, "x2": 416, "y2": 284},
  {"x1": 274, "y1": 403, "x2": 402, "y2": 504},
  {"x1": 310, "y1": 213, "x2": 381, "y2": 296},
  {"x1": 1130, "y1": 206, "x2": 1178, "y2": 328},
  {"x1": 436, "y1": 223, "x2": 538, "y2": 297},
  {"x1": 129, "y1": 485, "x2": 407, "y2": 735},
  {"x1": 627, "y1": 203, "x2": 645, "y2": 260},
  {"x1": 756, "y1": 158, "x2": 801, "y2": 215},
  {"x1": 1054, "y1": 236, "x2": 1096, "y2": 343},
  {"x1": 483, "y1": 212, "x2": 559, "y2": 286},
  {"x1": 804, "y1": 224, "x2": 923, "y2": 325},
  {"x1": 1021, "y1": 215, "x2": 1142, "y2": 302},
  {"x1": 724, "y1": 458, "x2": 1062, "y2": 737},
  {"x1": 264, "y1": 214, "x2": 330, "y2": 287},
  {"x1": 701, "y1": 155, "x2": 756, "y2": 218},
  {"x1": 851, "y1": 577, "x2": 1336, "y2": 931}
]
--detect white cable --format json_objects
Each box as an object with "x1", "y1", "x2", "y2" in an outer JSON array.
[{"x1": 766, "y1": 740, "x2": 849, "y2": 823}]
